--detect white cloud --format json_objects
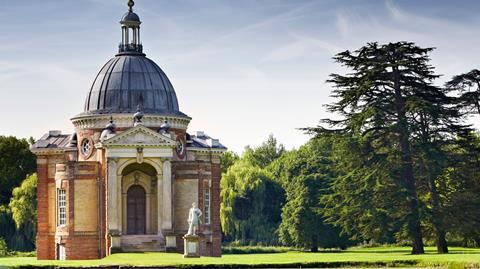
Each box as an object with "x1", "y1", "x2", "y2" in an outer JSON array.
[
  {"x1": 335, "y1": 13, "x2": 349, "y2": 39},
  {"x1": 160, "y1": 1, "x2": 321, "y2": 65},
  {"x1": 262, "y1": 36, "x2": 341, "y2": 63}
]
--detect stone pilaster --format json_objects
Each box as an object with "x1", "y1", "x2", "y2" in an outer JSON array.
[
  {"x1": 162, "y1": 160, "x2": 172, "y2": 230},
  {"x1": 157, "y1": 173, "x2": 163, "y2": 234},
  {"x1": 107, "y1": 158, "x2": 118, "y2": 232}
]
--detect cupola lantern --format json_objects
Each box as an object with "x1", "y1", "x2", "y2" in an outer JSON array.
[{"x1": 119, "y1": 0, "x2": 143, "y2": 54}]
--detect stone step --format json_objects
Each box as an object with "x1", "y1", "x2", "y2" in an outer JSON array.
[
  {"x1": 121, "y1": 245, "x2": 166, "y2": 252},
  {"x1": 120, "y1": 235, "x2": 166, "y2": 253}
]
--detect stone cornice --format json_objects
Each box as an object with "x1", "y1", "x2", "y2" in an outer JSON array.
[
  {"x1": 71, "y1": 114, "x2": 191, "y2": 130},
  {"x1": 31, "y1": 147, "x2": 77, "y2": 156},
  {"x1": 31, "y1": 148, "x2": 67, "y2": 155},
  {"x1": 186, "y1": 147, "x2": 226, "y2": 155}
]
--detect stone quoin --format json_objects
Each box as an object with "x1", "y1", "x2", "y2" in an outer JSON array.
[{"x1": 31, "y1": 0, "x2": 225, "y2": 260}]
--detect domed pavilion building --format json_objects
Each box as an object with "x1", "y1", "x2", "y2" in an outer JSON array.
[{"x1": 31, "y1": 1, "x2": 225, "y2": 260}]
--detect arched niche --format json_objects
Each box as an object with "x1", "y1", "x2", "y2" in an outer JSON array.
[{"x1": 117, "y1": 158, "x2": 162, "y2": 177}]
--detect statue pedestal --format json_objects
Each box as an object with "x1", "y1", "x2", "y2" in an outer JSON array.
[
  {"x1": 109, "y1": 231, "x2": 122, "y2": 254},
  {"x1": 183, "y1": 234, "x2": 200, "y2": 258}
]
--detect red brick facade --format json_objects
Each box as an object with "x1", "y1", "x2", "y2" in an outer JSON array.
[
  {"x1": 36, "y1": 157, "x2": 54, "y2": 259},
  {"x1": 35, "y1": 141, "x2": 223, "y2": 260},
  {"x1": 35, "y1": 154, "x2": 107, "y2": 260}
]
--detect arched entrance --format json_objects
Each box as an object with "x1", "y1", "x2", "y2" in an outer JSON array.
[
  {"x1": 127, "y1": 185, "x2": 146, "y2": 234},
  {"x1": 120, "y1": 162, "x2": 160, "y2": 235}
]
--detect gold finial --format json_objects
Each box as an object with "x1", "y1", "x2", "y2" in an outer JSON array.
[{"x1": 128, "y1": 0, "x2": 134, "y2": 12}]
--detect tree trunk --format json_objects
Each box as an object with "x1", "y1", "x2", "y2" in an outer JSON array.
[
  {"x1": 392, "y1": 65, "x2": 425, "y2": 255},
  {"x1": 310, "y1": 235, "x2": 319, "y2": 252},
  {"x1": 435, "y1": 229, "x2": 448, "y2": 253},
  {"x1": 427, "y1": 172, "x2": 448, "y2": 253}
]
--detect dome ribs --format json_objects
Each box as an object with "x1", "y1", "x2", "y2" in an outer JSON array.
[
  {"x1": 86, "y1": 58, "x2": 114, "y2": 111},
  {"x1": 99, "y1": 57, "x2": 122, "y2": 112},
  {"x1": 117, "y1": 55, "x2": 129, "y2": 111},
  {"x1": 150, "y1": 58, "x2": 176, "y2": 112},
  {"x1": 82, "y1": 54, "x2": 184, "y2": 116},
  {"x1": 139, "y1": 57, "x2": 156, "y2": 110}
]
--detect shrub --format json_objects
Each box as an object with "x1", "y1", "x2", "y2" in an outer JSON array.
[
  {"x1": 9, "y1": 251, "x2": 35, "y2": 257},
  {"x1": 0, "y1": 237, "x2": 8, "y2": 257},
  {"x1": 221, "y1": 245, "x2": 290, "y2": 254}
]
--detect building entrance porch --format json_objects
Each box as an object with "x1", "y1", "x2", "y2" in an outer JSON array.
[
  {"x1": 121, "y1": 163, "x2": 158, "y2": 235},
  {"x1": 107, "y1": 155, "x2": 173, "y2": 253}
]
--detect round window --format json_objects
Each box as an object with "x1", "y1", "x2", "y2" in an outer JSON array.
[
  {"x1": 81, "y1": 138, "x2": 93, "y2": 157},
  {"x1": 176, "y1": 137, "x2": 186, "y2": 159}
]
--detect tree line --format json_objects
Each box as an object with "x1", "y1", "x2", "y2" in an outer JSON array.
[
  {"x1": 220, "y1": 41, "x2": 480, "y2": 254},
  {"x1": 0, "y1": 136, "x2": 37, "y2": 253}
]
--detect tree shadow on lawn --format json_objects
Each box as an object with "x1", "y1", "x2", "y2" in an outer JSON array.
[
  {"x1": 340, "y1": 248, "x2": 480, "y2": 255},
  {"x1": 285, "y1": 249, "x2": 411, "y2": 254}
]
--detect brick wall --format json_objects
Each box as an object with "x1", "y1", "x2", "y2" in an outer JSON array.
[
  {"x1": 37, "y1": 156, "x2": 55, "y2": 260},
  {"x1": 38, "y1": 158, "x2": 106, "y2": 260},
  {"x1": 37, "y1": 141, "x2": 222, "y2": 259},
  {"x1": 61, "y1": 161, "x2": 106, "y2": 260},
  {"x1": 210, "y1": 162, "x2": 222, "y2": 257},
  {"x1": 61, "y1": 235, "x2": 100, "y2": 260}
]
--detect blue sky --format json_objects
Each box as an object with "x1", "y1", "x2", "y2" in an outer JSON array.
[{"x1": 1, "y1": 0, "x2": 479, "y2": 153}]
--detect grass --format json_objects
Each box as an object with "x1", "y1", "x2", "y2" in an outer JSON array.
[{"x1": 1, "y1": 247, "x2": 480, "y2": 268}]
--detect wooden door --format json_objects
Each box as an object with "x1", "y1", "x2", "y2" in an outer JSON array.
[{"x1": 127, "y1": 185, "x2": 146, "y2": 234}]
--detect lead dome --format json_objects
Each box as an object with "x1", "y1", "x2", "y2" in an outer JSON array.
[
  {"x1": 121, "y1": 11, "x2": 140, "y2": 22},
  {"x1": 82, "y1": 55, "x2": 184, "y2": 116}
]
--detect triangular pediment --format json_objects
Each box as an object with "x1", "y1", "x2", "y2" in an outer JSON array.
[{"x1": 101, "y1": 125, "x2": 176, "y2": 148}]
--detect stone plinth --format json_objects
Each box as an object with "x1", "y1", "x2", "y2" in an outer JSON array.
[
  {"x1": 109, "y1": 231, "x2": 122, "y2": 254},
  {"x1": 165, "y1": 235, "x2": 177, "y2": 252},
  {"x1": 183, "y1": 234, "x2": 200, "y2": 258}
]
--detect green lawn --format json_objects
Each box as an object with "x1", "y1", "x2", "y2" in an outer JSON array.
[{"x1": 1, "y1": 247, "x2": 480, "y2": 268}]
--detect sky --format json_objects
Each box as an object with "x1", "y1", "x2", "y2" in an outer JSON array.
[{"x1": 0, "y1": 0, "x2": 479, "y2": 154}]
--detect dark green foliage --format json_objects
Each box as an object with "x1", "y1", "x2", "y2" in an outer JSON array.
[
  {"x1": 321, "y1": 134, "x2": 402, "y2": 244},
  {"x1": 271, "y1": 138, "x2": 352, "y2": 251},
  {"x1": 243, "y1": 135, "x2": 285, "y2": 169},
  {"x1": 305, "y1": 42, "x2": 470, "y2": 254},
  {"x1": 0, "y1": 237, "x2": 7, "y2": 257},
  {"x1": 438, "y1": 135, "x2": 480, "y2": 246},
  {"x1": 221, "y1": 245, "x2": 290, "y2": 254},
  {"x1": 446, "y1": 69, "x2": 480, "y2": 115},
  {"x1": 406, "y1": 76, "x2": 471, "y2": 253},
  {"x1": 0, "y1": 137, "x2": 36, "y2": 252},
  {"x1": 220, "y1": 136, "x2": 286, "y2": 245},
  {"x1": 303, "y1": 41, "x2": 480, "y2": 254},
  {"x1": 0, "y1": 205, "x2": 35, "y2": 252},
  {"x1": 220, "y1": 161, "x2": 284, "y2": 245},
  {"x1": 10, "y1": 174, "x2": 37, "y2": 230},
  {"x1": 443, "y1": 69, "x2": 480, "y2": 245},
  {"x1": 8, "y1": 173, "x2": 37, "y2": 251},
  {"x1": 221, "y1": 151, "x2": 240, "y2": 174},
  {"x1": 0, "y1": 136, "x2": 36, "y2": 206}
]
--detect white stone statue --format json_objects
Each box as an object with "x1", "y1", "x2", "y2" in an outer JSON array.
[{"x1": 187, "y1": 202, "x2": 202, "y2": 236}]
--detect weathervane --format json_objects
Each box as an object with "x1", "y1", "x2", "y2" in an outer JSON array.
[{"x1": 128, "y1": 0, "x2": 134, "y2": 12}]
